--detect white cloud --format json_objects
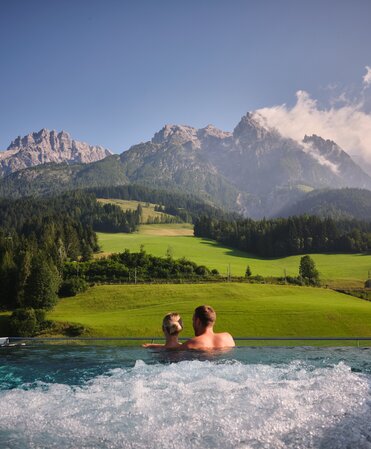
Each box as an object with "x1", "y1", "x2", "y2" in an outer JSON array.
[
  {"x1": 363, "y1": 66, "x2": 371, "y2": 87},
  {"x1": 254, "y1": 90, "x2": 371, "y2": 161}
]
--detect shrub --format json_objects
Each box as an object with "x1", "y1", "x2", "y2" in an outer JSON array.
[
  {"x1": 365, "y1": 279, "x2": 371, "y2": 288},
  {"x1": 65, "y1": 324, "x2": 85, "y2": 336},
  {"x1": 34, "y1": 309, "x2": 46, "y2": 323},
  {"x1": 59, "y1": 277, "x2": 89, "y2": 297},
  {"x1": 285, "y1": 276, "x2": 305, "y2": 286},
  {"x1": 9, "y1": 308, "x2": 37, "y2": 337},
  {"x1": 195, "y1": 265, "x2": 210, "y2": 276},
  {"x1": 247, "y1": 275, "x2": 265, "y2": 283}
]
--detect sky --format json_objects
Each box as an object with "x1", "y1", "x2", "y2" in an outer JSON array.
[{"x1": 1, "y1": 0, "x2": 371, "y2": 157}]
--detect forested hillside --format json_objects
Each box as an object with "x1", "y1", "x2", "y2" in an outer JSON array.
[
  {"x1": 277, "y1": 188, "x2": 371, "y2": 220},
  {"x1": 0, "y1": 191, "x2": 141, "y2": 310}
]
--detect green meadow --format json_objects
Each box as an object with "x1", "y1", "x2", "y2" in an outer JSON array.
[
  {"x1": 97, "y1": 226, "x2": 371, "y2": 286},
  {"x1": 2, "y1": 223, "x2": 371, "y2": 342},
  {"x1": 44, "y1": 283, "x2": 371, "y2": 343}
]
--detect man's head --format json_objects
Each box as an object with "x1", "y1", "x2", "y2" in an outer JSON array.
[{"x1": 193, "y1": 305, "x2": 216, "y2": 335}]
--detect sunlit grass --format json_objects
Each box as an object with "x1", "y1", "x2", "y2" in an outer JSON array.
[
  {"x1": 46, "y1": 283, "x2": 371, "y2": 341},
  {"x1": 97, "y1": 230, "x2": 371, "y2": 286}
]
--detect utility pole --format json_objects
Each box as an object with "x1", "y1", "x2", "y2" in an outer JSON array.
[
  {"x1": 228, "y1": 264, "x2": 231, "y2": 282},
  {"x1": 134, "y1": 267, "x2": 137, "y2": 285}
]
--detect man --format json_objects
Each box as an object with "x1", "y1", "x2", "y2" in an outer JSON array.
[{"x1": 181, "y1": 305, "x2": 235, "y2": 350}]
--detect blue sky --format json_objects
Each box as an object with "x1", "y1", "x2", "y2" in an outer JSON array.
[{"x1": 1, "y1": 0, "x2": 370, "y2": 154}]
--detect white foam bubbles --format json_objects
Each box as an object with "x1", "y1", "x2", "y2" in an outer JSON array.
[{"x1": 1, "y1": 360, "x2": 370, "y2": 449}]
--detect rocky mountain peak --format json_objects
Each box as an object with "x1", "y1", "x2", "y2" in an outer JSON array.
[
  {"x1": 152, "y1": 124, "x2": 199, "y2": 146},
  {"x1": 233, "y1": 112, "x2": 271, "y2": 142},
  {"x1": 0, "y1": 129, "x2": 112, "y2": 177},
  {"x1": 151, "y1": 123, "x2": 232, "y2": 151},
  {"x1": 303, "y1": 134, "x2": 349, "y2": 161},
  {"x1": 197, "y1": 124, "x2": 232, "y2": 140}
]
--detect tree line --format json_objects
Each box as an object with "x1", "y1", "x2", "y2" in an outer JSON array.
[
  {"x1": 62, "y1": 248, "x2": 217, "y2": 286},
  {"x1": 194, "y1": 215, "x2": 371, "y2": 257}
]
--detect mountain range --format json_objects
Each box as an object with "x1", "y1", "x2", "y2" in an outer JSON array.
[
  {"x1": 1, "y1": 114, "x2": 371, "y2": 218},
  {"x1": 0, "y1": 128, "x2": 111, "y2": 177}
]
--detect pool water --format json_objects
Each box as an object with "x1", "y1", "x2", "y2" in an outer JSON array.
[{"x1": 1, "y1": 346, "x2": 371, "y2": 449}]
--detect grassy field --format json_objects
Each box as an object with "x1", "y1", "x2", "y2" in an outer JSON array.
[
  {"x1": 137, "y1": 223, "x2": 193, "y2": 236},
  {"x1": 97, "y1": 198, "x2": 176, "y2": 224},
  {"x1": 97, "y1": 227, "x2": 371, "y2": 286},
  {"x1": 42, "y1": 283, "x2": 371, "y2": 343}
]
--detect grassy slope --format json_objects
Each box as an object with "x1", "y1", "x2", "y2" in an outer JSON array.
[
  {"x1": 97, "y1": 198, "x2": 175, "y2": 224},
  {"x1": 46, "y1": 283, "x2": 371, "y2": 341},
  {"x1": 97, "y1": 229, "x2": 371, "y2": 286}
]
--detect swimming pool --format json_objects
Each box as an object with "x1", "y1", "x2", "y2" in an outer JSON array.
[{"x1": 1, "y1": 346, "x2": 371, "y2": 449}]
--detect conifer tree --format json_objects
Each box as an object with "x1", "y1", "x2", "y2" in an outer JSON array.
[
  {"x1": 299, "y1": 255, "x2": 320, "y2": 285},
  {"x1": 24, "y1": 255, "x2": 61, "y2": 309}
]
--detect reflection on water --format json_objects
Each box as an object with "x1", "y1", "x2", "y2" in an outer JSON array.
[{"x1": 0, "y1": 346, "x2": 371, "y2": 449}]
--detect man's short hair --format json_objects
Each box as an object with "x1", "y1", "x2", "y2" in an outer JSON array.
[{"x1": 194, "y1": 305, "x2": 216, "y2": 327}]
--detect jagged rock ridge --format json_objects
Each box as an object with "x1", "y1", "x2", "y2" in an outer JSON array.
[{"x1": 0, "y1": 128, "x2": 112, "y2": 176}]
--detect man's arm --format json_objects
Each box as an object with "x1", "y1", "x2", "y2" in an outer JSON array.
[{"x1": 178, "y1": 338, "x2": 200, "y2": 350}]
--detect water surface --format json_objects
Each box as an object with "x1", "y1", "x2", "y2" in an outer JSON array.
[{"x1": 1, "y1": 345, "x2": 371, "y2": 449}]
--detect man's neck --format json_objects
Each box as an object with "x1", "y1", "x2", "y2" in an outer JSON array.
[{"x1": 195, "y1": 325, "x2": 214, "y2": 337}]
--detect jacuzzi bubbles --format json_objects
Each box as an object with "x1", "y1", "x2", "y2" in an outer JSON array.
[{"x1": 1, "y1": 356, "x2": 371, "y2": 449}]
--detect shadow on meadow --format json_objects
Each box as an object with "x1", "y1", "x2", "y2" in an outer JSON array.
[
  {"x1": 199, "y1": 238, "x2": 281, "y2": 261},
  {"x1": 200, "y1": 238, "x2": 371, "y2": 263}
]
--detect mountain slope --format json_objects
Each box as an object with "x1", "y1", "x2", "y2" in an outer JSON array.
[
  {"x1": 0, "y1": 155, "x2": 127, "y2": 198},
  {"x1": 119, "y1": 133, "x2": 243, "y2": 209}
]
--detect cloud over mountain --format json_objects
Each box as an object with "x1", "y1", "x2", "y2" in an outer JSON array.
[
  {"x1": 254, "y1": 76, "x2": 371, "y2": 163},
  {"x1": 363, "y1": 66, "x2": 371, "y2": 87}
]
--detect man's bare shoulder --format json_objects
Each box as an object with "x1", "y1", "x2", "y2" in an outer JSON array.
[
  {"x1": 180, "y1": 332, "x2": 235, "y2": 350},
  {"x1": 180, "y1": 336, "x2": 203, "y2": 350},
  {"x1": 214, "y1": 332, "x2": 235, "y2": 347}
]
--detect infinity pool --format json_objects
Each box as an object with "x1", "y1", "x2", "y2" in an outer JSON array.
[{"x1": 1, "y1": 346, "x2": 371, "y2": 449}]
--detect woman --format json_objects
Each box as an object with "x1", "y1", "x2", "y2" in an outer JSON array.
[{"x1": 143, "y1": 312, "x2": 183, "y2": 349}]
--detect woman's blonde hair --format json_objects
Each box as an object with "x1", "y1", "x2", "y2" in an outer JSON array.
[{"x1": 162, "y1": 313, "x2": 183, "y2": 335}]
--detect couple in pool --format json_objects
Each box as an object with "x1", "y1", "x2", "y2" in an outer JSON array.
[{"x1": 143, "y1": 305, "x2": 235, "y2": 350}]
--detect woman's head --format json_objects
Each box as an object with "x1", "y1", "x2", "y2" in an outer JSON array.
[{"x1": 162, "y1": 313, "x2": 183, "y2": 336}]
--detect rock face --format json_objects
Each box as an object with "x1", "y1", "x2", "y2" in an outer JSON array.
[
  {"x1": 0, "y1": 129, "x2": 112, "y2": 176},
  {"x1": 119, "y1": 115, "x2": 371, "y2": 216}
]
